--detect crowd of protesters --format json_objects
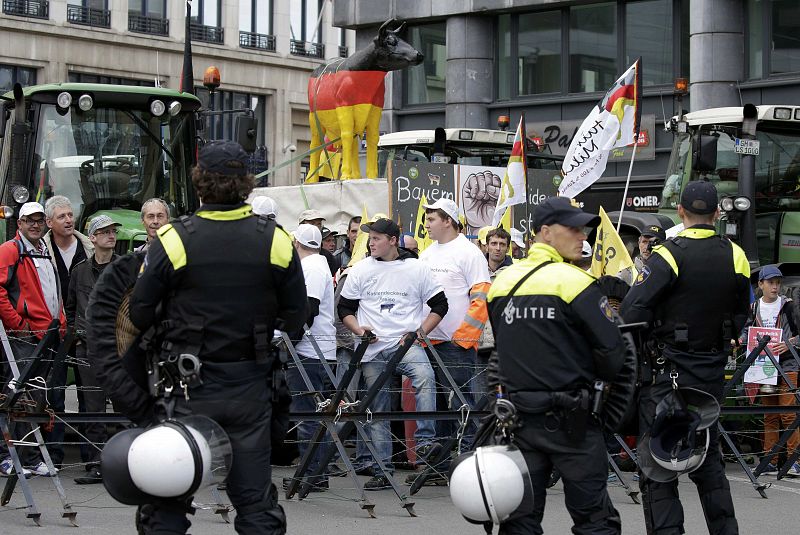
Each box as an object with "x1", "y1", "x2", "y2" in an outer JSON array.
[{"x1": 1, "y1": 190, "x2": 799, "y2": 500}]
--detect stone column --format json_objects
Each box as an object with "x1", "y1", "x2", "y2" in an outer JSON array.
[
  {"x1": 689, "y1": 0, "x2": 744, "y2": 110},
  {"x1": 445, "y1": 15, "x2": 493, "y2": 128}
]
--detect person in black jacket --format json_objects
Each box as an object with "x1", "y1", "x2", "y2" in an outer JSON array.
[
  {"x1": 487, "y1": 197, "x2": 626, "y2": 534},
  {"x1": 126, "y1": 141, "x2": 307, "y2": 535},
  {"x1": 66, "y1": 214, "x2": 120, "y2": 484},
  {"x1": 621, "y1": 181, "x2": 747, "y2": 535}
]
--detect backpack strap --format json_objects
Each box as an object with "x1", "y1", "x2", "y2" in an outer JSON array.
[{"x1": 506, "y1": 261, "x2": 554, "y2": 298}]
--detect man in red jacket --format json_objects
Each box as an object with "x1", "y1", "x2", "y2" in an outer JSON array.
[{"x1": 0, "y1": 202, "x2": 66, "y2": 478}]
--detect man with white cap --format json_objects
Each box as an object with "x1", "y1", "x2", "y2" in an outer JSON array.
[
  {"x1": 252, "y1": 196, "x2": 279, "y2": 220},
  {"x1": 66, "y1": 214, "x2": 121, "y2": 484},
  {"x1": 418, "y1": 198, "x2": 491, "y2": 479},
  {"x1": 510, "y1": 228, "x2": 527, "y2": 259},
  {"x1": 0, "y1": 202, "x2": 66, "y2": 477},
  {"x1": 299, "y1": 209, "x2": 338, "y2": 275},
  {"x1": 283, "y1": 224, "x2": 337, "y2": 491}
]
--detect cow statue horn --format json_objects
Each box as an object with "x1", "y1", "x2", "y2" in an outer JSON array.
[
  {"x1": 391, "y1": 22, "x2": 406, "y2": 34},
  {"x1": 306, "y1": 18, "x2": 423, "y2": 181}
]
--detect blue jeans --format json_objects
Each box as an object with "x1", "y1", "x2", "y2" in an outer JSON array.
[
  {"x1": 429, "y1": 341, "x2": 478, "y2": 447},
  {"x1": 355, "y1": 343, "x2": 436, "y2": 473},
  {"x1": 285, "y1": 355, "x2": 334, "y2": 475}
]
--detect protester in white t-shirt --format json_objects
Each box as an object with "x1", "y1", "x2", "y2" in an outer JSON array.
[
  {"x1": 284, "y1": 224, "x2": 337, "y2": 491},
  {"x1": 338, "y1": 218, "x2": 448, "y2": 490},
  {"x1": 419, "y1": 198, "x2": 491, "y2": 454}
]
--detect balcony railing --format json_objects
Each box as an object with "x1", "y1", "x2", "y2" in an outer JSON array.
[
  {"x1": 67, "y1": 4, "x2": 110, "y2": 28},
  {"x1": 2, "y1": 0, "x2": 49, "y2": 19},
  {"x1": 239, "y1": 31, "x2": 275, "y2": 52},
  {"x1": 290, "y1": 40, "x2": 325, "y2": 59},
  {"x1": 128, "y1": 13, "x2": 169, "y2": 36},
  {"x1": 338, "y1": 45, "x2": 349, "y2": 58},
  {"x1": 190, "y1": 23, "x2": 224, "y2": 44}
]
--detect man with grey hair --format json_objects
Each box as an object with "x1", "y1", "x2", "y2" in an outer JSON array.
[
  {"x1": 41, "y1": 196, "x2": 93, "y2": 469},
  {"x1": 42, "y1": 196, "x2": 93, "y2": 304},
  {"x1": 135, "y1": 198, "x2": 170, "y2": 252}
]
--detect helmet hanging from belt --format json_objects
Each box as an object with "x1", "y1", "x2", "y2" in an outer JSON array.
[
  {"x1": 449, "y1": 445, "x2": 534, "y2": 527},
  {"x1": 638, "y1": 387, "x2": 720, "y2": 482},
  {"x1": 101, "y1": 415, "x2": 232, "y2": 505}
]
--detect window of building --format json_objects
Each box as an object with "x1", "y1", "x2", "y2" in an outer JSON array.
[
  {"x1": 290, "y1": 0, "x2": 323, "y2": 43},
  {"x1": 498, "y1": 1, "x2": 687, "y2": 100},
  {"x1": 68, "y1": 72, "x2": 156, "y2": 86},
  {"x1": 239, "y1": 0, "x2": 272, "y2": 34},
  {"x1": 748, "y1": 0, "x2": 800, "y2": 78},
  {"x1": 129, "y1": 0, "x2": 166, "y2": 18},
  {"x1": 67, "y1": 0, "x2": 110, "y2": 27},
  {"x1": 0, "y1": 65, "x2": 37, "y2": 92},
  {"x1": 519, "y1": 11, "x2": 562, "y2": 95},
  {"x1": 625, "y1": 0, "x2": 673, "y2": 86},
  {"x1": 129, "y1": 0, "x2": 168, "y2": 35},
  {"x1": 770, "y1": 0, "x2": 800, "y2": 75},
  {"x1": 405, "y1": 23, "x2": 446, "y2": 105},
  {"x1": 191, "y1": 0, "x2": 220, "y2": 27},
  {"x1": 289, "y1": 0, "x2": 324, "y2": 57},
  {"x1": 570, "y1": 3, "x2": 617, "y2": 93}
]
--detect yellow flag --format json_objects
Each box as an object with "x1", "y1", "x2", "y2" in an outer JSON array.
[
  {"x1": 590, "y1": 207, "x2": 634, "y2": 277},
  {"x1": 500, "y1": 207, "x2": 512, "y2": 232},
  {"x1": 414, "y1": 194, "x2": 434, "y2": 253},
  {"x1": 348, "y1": 204, "x2": 370, "y2": 267}
]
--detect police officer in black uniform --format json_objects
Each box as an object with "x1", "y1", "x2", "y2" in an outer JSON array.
[
  {"x1": 487, "y1": 197, "x2": 627, "y2": 534},
  {"x1": 620, "y1": 181, "x2": 749, "y2": 535},
  {"x1": 128, "y1": 141, "x2": 307, "y2": 535}
]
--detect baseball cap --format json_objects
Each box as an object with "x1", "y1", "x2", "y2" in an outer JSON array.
[
  {"x1": 321, "y1": 226, "x2": 334, "y2": 239},
  {"x1": 531, "y1": 197, "x2": 600, "y2": 232},
  {"x1": 759, "y1": 265, "x2": 783, "y2": 281},
  {"x1": 360, "y1": 217, "x2": 400, "y2": 239},
  {"x1": 88, "y1": 215, "x2": 122, "y2": 236},
  {"x1": 298, "y1": 209, "x2": 325, "y2": 223},
  {"x1": 293, "y1": 224, "x2": 322, "y2": 248},
  {"x1": 251, "y1": 196, "x2": 278, "y2": 218},
  {"x1": 197, "y1": 140, "x2": 249, "y2": 176},
  {"x1": 640, "y1": 224, "x2": 666, "y2": 241},
  {"x1": 19, "y1": 202, "x2": 45, "y2": 219},
  {"x1": 680, "y1": 181, "x2": 718, "y2": 214},
  {"x1": 423, "y1": 198, "x2": 461, "y2": 227},
  {"x1": 510, "y1": 228, "x2": 526, "y2": 249}
]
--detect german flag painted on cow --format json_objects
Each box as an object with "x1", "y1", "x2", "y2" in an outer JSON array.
[{"x1": 307, "y1": 68, "x2": 387, "y2": 182}]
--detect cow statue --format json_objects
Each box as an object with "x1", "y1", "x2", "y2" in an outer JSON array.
[{"x1": 307, "y1": 19, "x2": 423, "y2": 181}]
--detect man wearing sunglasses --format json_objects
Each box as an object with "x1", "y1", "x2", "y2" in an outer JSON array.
[{"x1": 0, "y1": 202, "x2": 66, "y2": 478}]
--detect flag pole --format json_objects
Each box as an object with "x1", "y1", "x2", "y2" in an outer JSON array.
[
  {"x1": 520, "y1": 113, "x2": 530, "y2": 236},
  {"x1": 616, "y1": 139, "x2": 639, "y2": 232}
]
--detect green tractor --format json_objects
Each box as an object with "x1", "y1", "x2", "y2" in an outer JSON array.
[
  {"x1": 0, "y1": 83, "x2": 202, "y2": 250},
  {"x1": 614, "y1": 104, "x2": 800, "y2": 282}
]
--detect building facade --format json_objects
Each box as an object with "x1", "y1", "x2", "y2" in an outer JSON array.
[
  {"x1": 334, "y1": 0, "x2": 800, "y2": 181},
  {"x1": 0, "y1": 0, "x2": 354, "y2": 186}
]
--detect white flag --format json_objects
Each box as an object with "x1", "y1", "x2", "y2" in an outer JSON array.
[
  {"x1": 492, "y1": 117, "x2": 527, "y2": 226},
  {"x1": 558, "y1": 59, "x2": 642, "y2": 199}
]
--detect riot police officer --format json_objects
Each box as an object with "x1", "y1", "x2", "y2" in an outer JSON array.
[
  {"x1": 620, "y1": 181, "x2": 749, "y2": 535},
  {"x1": 128, "y1": 140, "x2": 307, "y2": 534},
  {"x1": 487, "y1": 197, "x2": 627, "y2": 534}
]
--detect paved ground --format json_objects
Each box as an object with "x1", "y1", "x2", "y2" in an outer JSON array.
[{"x1": 2, "y1": 459, "x2": 799, "y2": 534}]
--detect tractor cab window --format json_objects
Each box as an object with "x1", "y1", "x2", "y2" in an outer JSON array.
[
  {"x1": 33, "y1": 103, "x2": 193, "y2": 230},
  {"x1": 661, "y1": 125, "x2": 800, "y2": 211}
]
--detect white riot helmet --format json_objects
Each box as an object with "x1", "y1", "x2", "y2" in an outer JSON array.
[
  {"x1": 638, "y1": 387, "x2": 720, "y2": 482},
  {"x1": 449, "y1": 445, "x2": 533, "y2": 526},
  {"x1": 102, "y1": 415, "x2": 232, "y2": 505}
]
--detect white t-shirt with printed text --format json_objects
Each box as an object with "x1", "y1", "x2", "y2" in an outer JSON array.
[
  {"x1": 419, "y1": 234, "x2": 491, "y2": 342},
  {"x1": 759, "y1": 297, "x2": 781, "y2": 329},
  {"x1": 295, "y1": 253, "x2": 337, "y2": 360},
  {"x1": 340, "y1": 255, "x2": 442, "y2": 361}
]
